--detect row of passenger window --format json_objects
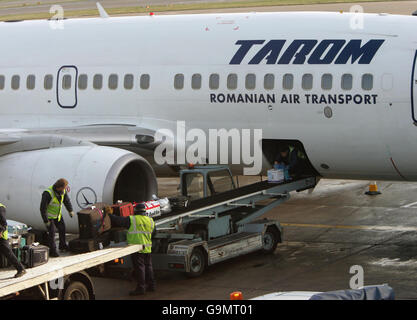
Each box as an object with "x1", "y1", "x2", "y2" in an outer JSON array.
[
  {"x1": 174, "y1": 73, "x2": 374, "y2": 91},
  {"x1": 0, "y1": 72, "x2": 374, "y2": 92},
  {"x1": 0, "y1": 74, "x2": 151, "y2": 90}
]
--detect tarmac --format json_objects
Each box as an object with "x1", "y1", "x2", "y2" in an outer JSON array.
[
  {"x1": 93, "y1": 178, "x2": 417, "y2": 299},
  {"x1": 0, "y1": 0, "x2": 416, "y2": 17}
]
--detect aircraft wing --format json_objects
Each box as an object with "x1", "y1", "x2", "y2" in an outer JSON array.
[{"x1": 0, "y1": 124, "x2": 160, "y2": 157}]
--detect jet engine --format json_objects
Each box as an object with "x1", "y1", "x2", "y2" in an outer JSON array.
[{"x1": 0, "y1": 145, "x2": 157, "y2": 233}]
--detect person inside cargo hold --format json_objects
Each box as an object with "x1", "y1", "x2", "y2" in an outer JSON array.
[
  {"x1": 40, "y1": 178, "x2": 75, "y2": 258},
  {"x1": 110, "y1": 205, "x2": 156, "y2": 296},
  {"x1": 0, "y1": 203, "x2": 26, "y2": 277},
  {"x1": 274, "y1": 145, "x2": 307, "y2": 176}
]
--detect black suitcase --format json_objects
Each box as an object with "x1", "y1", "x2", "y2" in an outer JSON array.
[
  {"x1": 21, "y1": 244, "x2": 49, "y2": 268},
  {"x1": 69, "y1": 233, "x2": 111, "y2": 253},
  {"x1": 78, "y1": 206, "x2": 111, "y2": 239}
]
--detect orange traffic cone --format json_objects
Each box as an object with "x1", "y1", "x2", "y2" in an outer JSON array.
[
  {"x1": 230, "y1": 291, "x2": 243, "y2": 300},
  {"x1": 365, "y1": 182, "x2": 381, "y2": 195}
]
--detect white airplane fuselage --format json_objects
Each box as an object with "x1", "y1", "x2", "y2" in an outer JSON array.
[{"x1": 1, "y1": 11, "x2": 417, "y2": 181}]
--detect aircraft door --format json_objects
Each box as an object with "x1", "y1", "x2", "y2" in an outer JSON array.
[
  {"x1": 57, "y1": 66, "x2": 78, "y2": 108},
  {"x1": 412, "y1": 51, "x2": 417, "y2": 123}
]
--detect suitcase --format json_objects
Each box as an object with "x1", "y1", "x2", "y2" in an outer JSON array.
[
  {"x1": 78, "y1": 206, "x2": 111, "y2": 239},
  {"x1": 133, "y1": 200, "x2": 161, "y2": 218},
  {"x1": 8, "y1": 235, "x2": 22, "y2": 249},
  {"x1": 169, "y1": 196, "x2": 190, "y2": 210},
  {"x1": 21, "y1": 244, "x2": 49, "y2": 268},
  {"x1": 111, "y1": 202, "x2": 134, "y2": 217},
  {"x1": 68, "y1": 232, "x2": 111, "y2": 253},
  {"x1": 22, "y1": 232, "x2": 35, "y2": 246},
  {"x1": 110, "y1": 228, "x2": 127, "y2": 243}
]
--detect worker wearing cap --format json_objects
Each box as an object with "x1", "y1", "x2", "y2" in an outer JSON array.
[
  {"x1": 110, "y1": 205, "x2": 156, "y2": 296},
  {"x1": 0, "y1": 203, "x2": 26, "y2": 278},
  {"x1": 40, "y1": 178, "x2": 74, "y2": 257}
]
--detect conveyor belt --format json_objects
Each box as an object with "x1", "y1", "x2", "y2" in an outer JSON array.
[{"x1": 155, "y1": 176, "x2": 316, "y2": 226}]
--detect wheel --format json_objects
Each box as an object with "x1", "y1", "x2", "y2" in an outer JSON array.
[
  {"x1": 262, "y1": 228, "x2": 279, "y2": 254},
  {"x1": 186, "y1": 247, "x2": 206, "y2": 278},
  {"x1": 63, "y1": 281, "x2": 90, "y2": 300}
]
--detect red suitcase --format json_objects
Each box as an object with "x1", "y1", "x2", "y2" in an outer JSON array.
[{"x1": 112, "y1": 202, "x2": 134, "y2": 217}]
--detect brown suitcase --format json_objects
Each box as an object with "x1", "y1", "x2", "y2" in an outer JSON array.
[{"x1": 77, "y1": 205, "x2": 111, "y2": 239}]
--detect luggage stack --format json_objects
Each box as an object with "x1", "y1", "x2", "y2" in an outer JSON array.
[
  {"x1": 69, "y1": 203, "x2": 112, "y2": 253},
  {"x1": 0, "y1": 220, "x2": 37, "y2": 268}
]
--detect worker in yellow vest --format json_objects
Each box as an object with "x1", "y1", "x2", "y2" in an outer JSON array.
[
  {"x1": 0, "y1": 203, "x2": 26, "y2": 278},
  {"x1": 40, "y1": 178, "x2": 74, "y2": 257},
  {"x1": 109, "y1": 205, "x2": 156, "y2": 296}
]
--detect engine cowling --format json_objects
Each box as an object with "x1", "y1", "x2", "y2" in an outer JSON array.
[{"x1": 0, "y1": 145, "x2": 157, "y2": 233}]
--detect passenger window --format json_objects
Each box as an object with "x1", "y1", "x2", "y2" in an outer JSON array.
[
  {"x1": 245, "y1": 74, "x2": 256, "y2": 90},
  {"x1": 227, "y1": 74, "x2": 237, "y2": 90},
  {"x1": 191, "y1": 74, "x2": 201, "y2": 90},
  {"x1": 11, "y1": 75, "x2": 20, "y2": 90},
  {"x1": 302, "y1": 74, "x2": 313, "y2": 90},
  {"x1": 140, "y1": 74, "x2": 150, "y2": 90},
  {"x1": 209, "y1": 74, "x2": 219, "y2": 90},
  {"x1": 321, "y1": 74, "x2": 332, "y2": 90},
  {"x1": 62, "y1": 75, "x2": 72, "y2": 90},
  {"x1": 108, "y1": 74, "x2": 118, "y2": 90},
  {"x1": 124, "y1": 74, "x2": 133, "y2": 90},
  {"x1": 362, "y1": 74, "x2": 373, "y2": 90},
  {"x1": 341, "y1": 74, "x2": 353, "y2": 90},
  {"x1": 0, "y1": 75, "x2": 4, "y2": 90},
  {"x1": 283, "y1": 74, "x2": 293, "y2": 90},
  {"x1": 174, "y1": 74, "x2": 184, "y2": 90},
  {"x1": 44, "y1": 75, "x2": 53, "y2": 90},
  {"x1": 78, "y1": 74, "x2": 88, "y2": 90},
  {"x1": 264, "y1": 74, "x2": 274, "y2": 90},
  {"x1": 93, "y1": 74, "x2": 103, "y2": 90},
  {"x1": 26, "y1": 75, "x2": 35, "y2": 90}
]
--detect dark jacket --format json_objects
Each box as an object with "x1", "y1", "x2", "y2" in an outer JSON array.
[
  {"x1": 0, "y1": 206, "x2": 6, "y2": 234},
  {"x1": 275, "y1": 149, "x2": 298, "y2": 170},
  {"x1": 110, "y1": 214, "x2": 156, "y2": 237},
  {"x1": 40, "y1": 187, "x2": 73, "y2": 223}
]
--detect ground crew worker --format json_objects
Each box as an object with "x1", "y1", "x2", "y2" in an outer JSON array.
[
  {"x1": 40, "y1": 178, "x2": 74, "y2": 257},
  {"x1": 110, "y1": 206, "x2": 156, "y2": 296},
  {"x1": 274, "y1": 145, "x2": 307, "y2": 176},
  {"x1": 0, "y1": 203, "x2": 26, "y2": 278}
]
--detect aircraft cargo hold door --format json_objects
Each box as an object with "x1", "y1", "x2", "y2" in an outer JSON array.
[
  {"x1": 57, "y1": 66, "x2": 78, "y2": 108},
  {"x1": 412, "y1": 51, "x2": 417, "y2": 123}
]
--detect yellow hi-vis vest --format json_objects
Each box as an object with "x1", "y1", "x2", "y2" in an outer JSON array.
[
  {"x1": 0, "y1": 203, "x2": 7, "y2": 240},
  {"x1": 127, "y1": 215, "x2": 155, "y2": 253},
  {"x1": 45, "y1": 186, "x2": 65, "y2": 221}
]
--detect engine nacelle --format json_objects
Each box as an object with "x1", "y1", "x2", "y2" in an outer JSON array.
[{"x1": 0, "y1": 146, "x2": 157, "y2": 233}]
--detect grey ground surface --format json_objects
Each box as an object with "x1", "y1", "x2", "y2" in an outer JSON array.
[
  {"x1": 93, "y1": 178, "x2": 417, "y2": 299},
  {"x1": 0, "y1": 0, "x2": 416, "y2": 17}
]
